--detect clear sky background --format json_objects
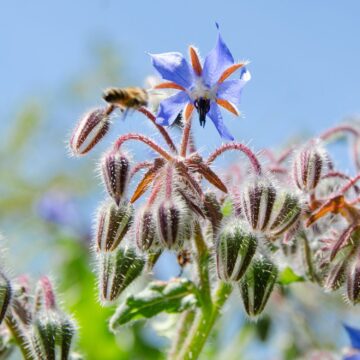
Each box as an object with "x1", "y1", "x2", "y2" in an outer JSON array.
[{"x1": 1, "y1": 0, "x2": 360, "y2": 150}]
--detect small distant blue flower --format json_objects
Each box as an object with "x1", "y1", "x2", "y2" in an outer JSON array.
[
  {"x1": 149, "y1": 25, "x2": 251, "y2": 141},
  {"x1": 344, "y1": 324, "x2": 360, "y2": 360}
]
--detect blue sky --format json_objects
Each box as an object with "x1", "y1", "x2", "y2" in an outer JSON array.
[{"x1": 1, "y1": 0, "x2": 360, "y2": 148}]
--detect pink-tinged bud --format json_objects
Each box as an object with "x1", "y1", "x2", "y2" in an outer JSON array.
[
  {"x1": 292, "y1": 140, "x2": 329, "y2": 192},
  {"x1": 323, "y1": 256, "x2": 347, "y2": 291},
  {"x1": 135, "y1": 208, "x2": 158, "y2": 251},
  {"x1": 157, "y1": 200, "x2": 189, "y2": 249},
  {"x1": 69, "y1": 108, "x2": 110, "y2": 156},
  {"x1": 96, "y1": 201, "x2": 134, "y2": 252},
  {"x1": 242, "y1": 179, "x2": 277, "y2": 232},
  {"x1": 216, "y1": 221, "x2": 257, "y2": 282},
  {"x1": 346, "y1": 255, "x2": 360, "y2": 304},
  {"x1": 99, "y1": 247, "x2": 145, "y2": 303},
  {"x1": 101, "y1": 149, "x2": 131, "y2": 205}
]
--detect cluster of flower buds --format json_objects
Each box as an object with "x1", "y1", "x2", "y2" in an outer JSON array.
[
  {"x1": 241, "y1": 177, "x2": 302, "y2": 238},
  {"x1": 0, "y1": 275, "x2": 78, "y2": 359}
]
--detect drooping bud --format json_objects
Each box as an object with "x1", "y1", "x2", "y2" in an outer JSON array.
[
  {"x1": 266, "y1": 192, "x2": 301, "y2": 237},
  {"x1": 0, "y1": 273, "x2": 12, "y2": 324},
  {"x1": 323, "y1": 249, "x2": 348, "y2": 291},
  {"x1": 216, "y1": 221, "x2": 257, "y2": 282},
  {"x1": 346, "y1": 255, "x2": 360, "y2": 304},
  {"x1": 96, "y1": 201, "x2": 134, "y2": 252},
  {"x1": 99, "y1": 246, "x2": 145, "y2": 303},
  {"x1": 135, "y1": 207, "x2": 158, "y2": 251},
  {"x1": 69, "y1": 107, "x2": 111, "y2": 156},
  {"x1": 157, "y1": 200, "x2": 189, "y2": 249},
  {"x1": 101, "y1": 149, "x2": 131, "y2": 205},
  {"x1": 240, "y1": 257, "x2": 278, "y2": 317},
  {"x1": 242, "y1": 179, "x2": 277, "y2": 232},
  {"x1": 292, "y1": 140, "x2": 329, "y2": 192}
]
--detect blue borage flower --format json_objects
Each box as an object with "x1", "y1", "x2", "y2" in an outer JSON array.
[{"x1": 149, "y1": 25, "x2": 251, "y2": 141}]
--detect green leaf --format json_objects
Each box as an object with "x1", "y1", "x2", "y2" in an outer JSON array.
[
  {"x1": 110, "y1": 279, "x2": 199, "y2": 329},
  {"x1": 278, "y1": 267, "x2": 304, "y2": 285}
]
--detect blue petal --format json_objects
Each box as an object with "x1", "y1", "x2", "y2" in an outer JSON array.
[
  {"x1": 149, "y1": 52, "x2": 194, "y2": 89},
  {"x1": 202, "y1": 30, "x2": 234, "y2": 87},
  {"x1": 345, "y1": 355, "x2": 360, "y2": 360},
  {"x1": 156, "y1": 91, "x2": 190, "y2": 126},
  {"x1": 217, "y1": 73, "x2": 250, "y2": 105},
  {"x1": 207, "y1": 101, "x2": 234, "y2": 140},
  {"x1": 345, "y1": 325, "x2": 360, "y2": 349}
]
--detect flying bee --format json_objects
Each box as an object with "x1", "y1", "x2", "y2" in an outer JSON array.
[{"x1": 102, "y1": 87, "x2": 148, "y2": 111}]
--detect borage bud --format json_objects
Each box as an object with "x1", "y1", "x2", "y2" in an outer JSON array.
[
  {"x1": 69, "y1": 107, "x2": 110, "y2": 156},
  {"x1": 157, "y1": 200, "x2": 189, "y2": 249},
  {"x1": 240, "y1": 257, "x2": 278, "y2": 317},
  {"x1": 242, "y1": 179, "x2": 277, "y2": 232},
  {"x1": 101, "y1": 149, "x2": 131, "y2": 205},
  {"x1": 292, "y1": 140, "x2": 328, "y2": 192},
  {"x1": 346, "y1": 254, "x2": 360, "y2": 304},
  {"x1": 0, "y1": 273, "x2": 12, "y2": 324},
  {"x1": 323, "y1": 250, "x2": 348, "y2": 291},
  {"x1": 135, "y1": 207, "x2": 158, "y2": 251},
  {"x1": 96, "y1": 201, "x2": 134, "y2": 252},
  {"x1": 99, "y1": 246, "x2": 145, "y2": 303},
  {"x1": 267, "y1": 192, "x2": 301, "y2": 237},
  {"x1": 216, "y1": 221, "x2": 257, "y2": 282}
]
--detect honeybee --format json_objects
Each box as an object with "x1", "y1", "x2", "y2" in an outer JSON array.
[{"x1": 102, "y1": 87, "x2": 148, "y2": 110}]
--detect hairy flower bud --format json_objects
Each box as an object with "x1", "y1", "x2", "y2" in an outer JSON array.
[
  {"x1": 240, "y1": 257, "x2": 278, "y2": 317},
  {"x1": 135, "y1": 208, "x2": 158, "y2": 251},
  {"x1": 242, "y1": 179, "x2": 301, "y2": 237},
  {"x1": 292, "y1": 140, "x2": 328, "y2": 192},
  {"x1": 346, "y1": 256, "x2": 360, "y2": 304},
  {"x1": 216, "y1": 221, "x2": 257, "y2": 281},
  {"x1": 99, "y1": 247, "x2": 145, "y2": 303},
  {"x1": 30, "y1": 277, "x2": 77, "y2": 360},
  {"x1": 157, "y1": 200, "x2": 189, "y2": 249},
  {"x1": 267, "y1": 192, "x2": 301, "y2": 237},
  {"x1": 69, "y1": 107, "x2": 110, "y2": 156},
  {"x1": 323, "y1": 251, "x2": 347, "y2": 291},
  {"x1": 96, "y1": 201, "x2": 134, "y2": 252},
  {"x1": 0, "y1": 273, "x2": 11, "y2": 324},
  {"x1": 101, "y1": 149, "x2": 131, "y2": 205},
  {"x1": 242, "y1": 179, "x2": 277, "y2": 231}
]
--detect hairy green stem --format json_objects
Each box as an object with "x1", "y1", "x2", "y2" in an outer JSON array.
[
  {"x1": 177, "y1": 282, "x2": 233, "y2": 360},
  {"x1": 193, "y1": 222, "x2": 212, "y2": 313},
  {"x1": 168, "y1": 310, "x2": 196, "y2": 359}
]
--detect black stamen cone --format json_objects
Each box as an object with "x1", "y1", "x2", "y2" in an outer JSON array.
[{"x1": 194, "y1": 98, "x2": 210, "y2": 127}]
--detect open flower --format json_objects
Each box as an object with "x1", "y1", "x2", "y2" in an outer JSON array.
[{"x1": 150, "y1": 25, "x2": 251, "y2": 140}]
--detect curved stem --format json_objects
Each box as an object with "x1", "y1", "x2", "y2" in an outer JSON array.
[
  {"x1": 177, "y1": 282, "x2": 233, "y2": 360},
  {"x1": 340, "y1": 173, "x2": 360, "y2": 195},
  {"x1": 320, "y1": 125, "x2": 360, "y2": 141},
  {"x1": 114, "y1": 133, "x2": 174, "y2": 161},
  {"x1": 129, "y1": 161, "x2": 153, "y2": 179},
  {"x1": 137, "y1": 107, "x2": 178, "y2": 154},
  {"x1": 207, "y1": 142, "x2": 262, "y2": 175}
]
